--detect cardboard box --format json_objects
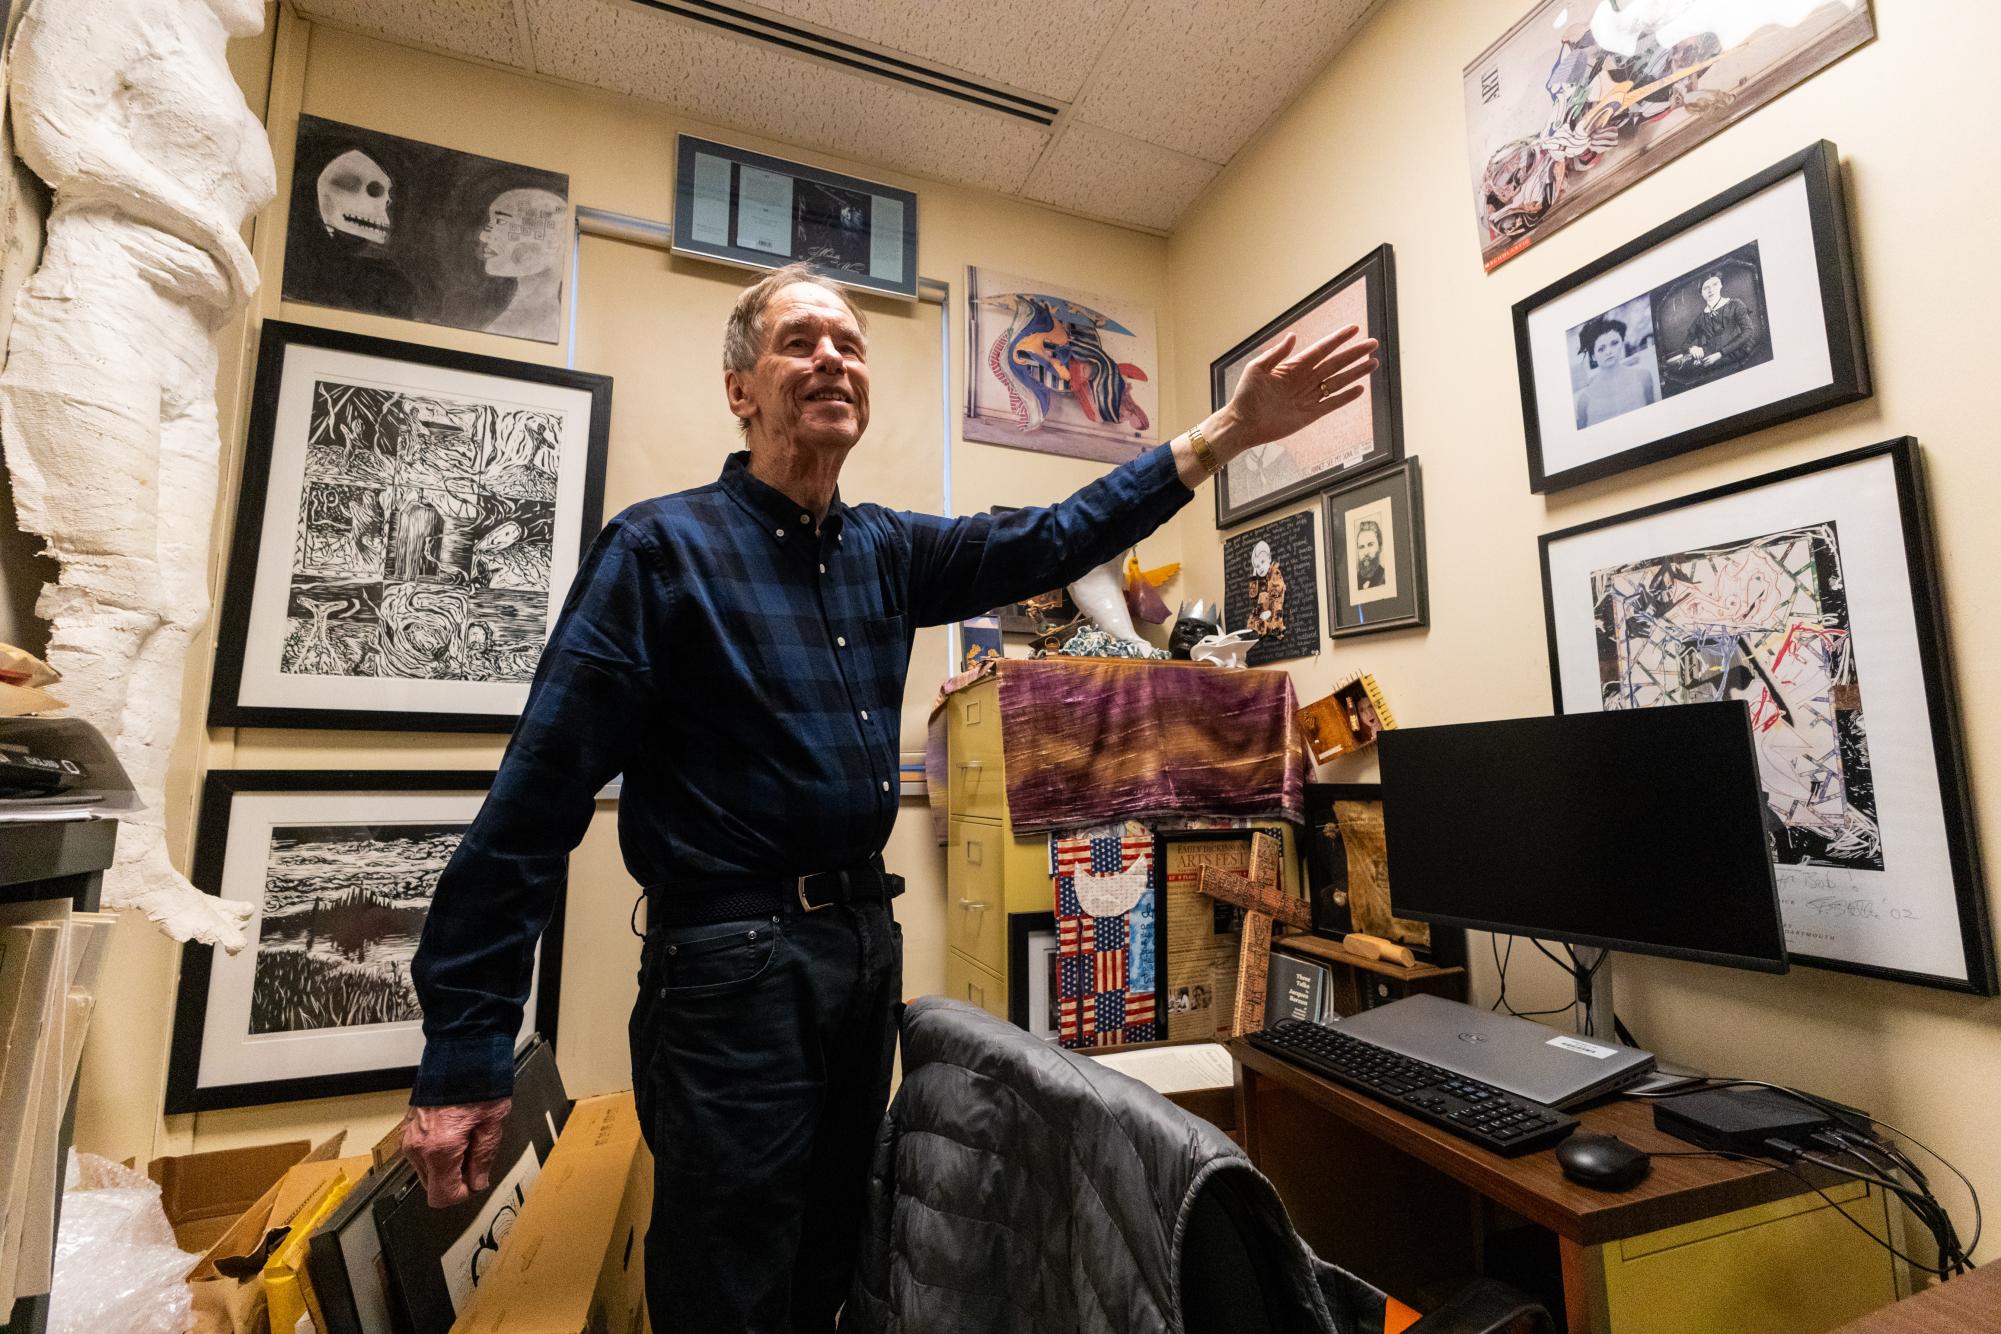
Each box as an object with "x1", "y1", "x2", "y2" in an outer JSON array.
[
  {"x1": 148, "y1": 1138, "x2": 311, "y2": 1257},
  {"x1": 452, "y1": 1092, "x2": 651, "y2": 1334}
]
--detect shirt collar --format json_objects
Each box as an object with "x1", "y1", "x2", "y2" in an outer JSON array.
[{"x1": 719, "y1": 450, "x2": 846, "y2": 544}]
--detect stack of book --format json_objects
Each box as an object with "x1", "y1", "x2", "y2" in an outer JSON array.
[{"x1": 0, "y1": 899, "x2": 115, "y2": 1308}]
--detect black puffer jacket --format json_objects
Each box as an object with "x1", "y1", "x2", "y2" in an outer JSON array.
[{"x1": 844, "y1": 998, "x2": 1392, "y2": 1334}]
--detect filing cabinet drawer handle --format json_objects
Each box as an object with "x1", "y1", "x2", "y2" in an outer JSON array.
[{"x1": 958, "y1": 898, "x2": 989, "y2": 912}]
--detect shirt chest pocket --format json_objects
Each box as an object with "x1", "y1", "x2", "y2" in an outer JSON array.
[{"x1": 857, "y1": 613, "x2": 907, "y2": 709}]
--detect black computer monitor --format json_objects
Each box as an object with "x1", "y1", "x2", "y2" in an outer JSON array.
[{"x1": 1377, "y1": 701, "x2": 1787, "y2": 973}]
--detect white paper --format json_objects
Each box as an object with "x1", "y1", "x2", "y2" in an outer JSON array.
[
  {"x1": 734, "y1": 165, "x2": 793, "y2": 256},
  {"x1": 1089, "y1": 1042, "x2": 1235, "y2": 1095},
  {"x1": 439, "y1": 1144, "x2": 541, "y2": 1311},
  {"x1": 689, "y1": 153, "x2": 731, "y2": 246},
  {"x1": 868, "y1": 195, "x2": 903, "y2": 283}
]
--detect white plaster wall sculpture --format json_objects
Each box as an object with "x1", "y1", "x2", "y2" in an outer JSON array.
[
  {"x1": 1066, "y1": 553, "x2": 1141, "y2": 644},
  {"x1": 0, "y1": 0, "x2": 276, "y2": 948}
]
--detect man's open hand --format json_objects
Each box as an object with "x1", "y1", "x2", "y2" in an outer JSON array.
[
  {"x1": 402, "y1": 1097, "x2": 512, "y2": 1208},
  {"x1": 1214, "y1": 323, "x2": 1381, "y2": 453}
]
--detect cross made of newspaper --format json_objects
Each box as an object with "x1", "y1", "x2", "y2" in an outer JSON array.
[{"x1": 1196, "y1": 830, "x2": 1311, "y2": 1035}]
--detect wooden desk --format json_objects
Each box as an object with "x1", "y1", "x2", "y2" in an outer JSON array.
[
  {"x1": 1231, "y1": 1038, "x2": 1904, "y2": 1332},
  {"x1": 1830, "y1": 1263, "x2": 2001, "y2": 1332}
]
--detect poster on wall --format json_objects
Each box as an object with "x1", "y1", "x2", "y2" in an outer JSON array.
[
  {"x1": 164, "y1": 771, "x2": 565, "y2": 1112},
  {"x1": 1211, "y1": 245, "x2": 1402, "y2": 528},
  {"x1": 209, "y1": 321, "x2": 610, "y2": 733},
  {"x1": 964, "y1": 266, "x2": 1159, "y2": 465},
  {"x1": 1539, "y1": 440, "x2": 1995, "y2": 994},
  {"x1": 1158, "y1": 829, "x2": 1286, "y2": 1042},
  {"x1": 1513, "y1": 142, "x2": 1869, "y2": 492},
  {"x1": 1464, "y1": 0, "x2": 1874, "y2": 271},
  {"x1": 1223, "y1": 511, "x2": 1319, "y2": 666},
  {"x1": 284, "y1": 115, "x2": 572, "y2": 342}
]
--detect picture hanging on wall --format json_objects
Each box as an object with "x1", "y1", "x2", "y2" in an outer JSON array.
[
  {"x1": 963, "y1": 266, "x2": 1159, "y2": 465},
  {"x1": 1321, "y1": 458, "x2": 1427, "y2": 639},
  {"x1": 285, "y1": 116, "x2": 571, "y2": 342},
  {"x1": 1539, "y1": 439, "x2": 1995, "y2": 994},
  {"x1": 165, "y1": 770, "x2": 565, "y2": 1112},
  {"x1": 209, "y1": 321, "x2": 611, "y2": 733},
  {"x1": 1211, "y1": 245, "x2": 1402, "y2": 529},
  {"x1": 1514, "y1": 141, "x2": 1869, "y2": 493},
  {"x1": 1464, "y1": 1, "x2": 1875, "y2": 271},
  {"x1": 1222, "y1": 511, "x2": 1319, "y2": 666}
]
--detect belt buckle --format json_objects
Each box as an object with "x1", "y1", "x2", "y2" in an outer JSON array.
[{"x1": 797, "y1": 875, "x2": 833, "y2": 913}]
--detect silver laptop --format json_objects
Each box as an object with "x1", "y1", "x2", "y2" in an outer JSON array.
[{"x1": 1336, "y1": 994, "x2": 1655, "y2": 1109}]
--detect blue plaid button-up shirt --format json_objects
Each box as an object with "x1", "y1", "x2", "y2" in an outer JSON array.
[{"x1": 410, "y1": 443, "x2": 1194, "y2": 1103}]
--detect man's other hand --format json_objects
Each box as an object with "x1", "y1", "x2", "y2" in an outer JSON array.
[
  {"x1": 402, "y1": 1097, "x2": 512, "y2": 1207},
  {"x1": 1186, "y1": 323, "x2": 1381, "y2": 484}
]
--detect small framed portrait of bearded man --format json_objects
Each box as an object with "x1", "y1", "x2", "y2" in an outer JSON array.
[{"x1": 1321, "y1": 459, "x2": 1427, "y2": 640}]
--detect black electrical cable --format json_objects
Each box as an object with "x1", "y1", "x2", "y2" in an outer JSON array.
[
  {"x1": 1794, "y1": 1149, "x2": 1970, "y2": 1275},
  {"x1": 1487, "y1": 934, "x2": 1573, "y2": 1019},
  {"x1": 1613, "y1": 1014, "x2": 1640, "y2": 1049}
]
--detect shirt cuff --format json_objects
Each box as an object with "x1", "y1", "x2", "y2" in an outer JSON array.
[{"x1": 410, "y1": 1032, "x2": 519, "y2": 1106}]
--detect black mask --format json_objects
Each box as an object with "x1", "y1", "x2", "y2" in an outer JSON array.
[{"x1": 1168, "y1": 614, "x2": 1219, "y2": 660}]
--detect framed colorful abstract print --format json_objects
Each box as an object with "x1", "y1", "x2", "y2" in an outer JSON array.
[
  {"x1": 964, "y1": 267, "x2": 1159, "y2": 465},
  {"x1": 165, "y1": 770, "x2": 565, "y2": 1111},
  {"x1": 209, "y1": 321, "x2": 611, "y2": 732},
  {"x1": 1212, "y1": 245, "x2": 1403, "y2": 528},
  {"x1": 1539, "y1": 440, "x2": 1994, "y2": 994},
  {"x1": 1514, "y1": 142, "x2": 1869, "y2": 493}
]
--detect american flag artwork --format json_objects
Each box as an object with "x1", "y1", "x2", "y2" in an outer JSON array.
[{"x1": 1049, "y1": 821, "x2": 1158, "y2": 1049}]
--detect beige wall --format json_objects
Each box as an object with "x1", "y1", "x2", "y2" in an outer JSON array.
[
  {"x1": 71, "y1": 14, "x2": 1177, "y2": 1163},
  {"x1": 1165, "y1": 0, "x2": 2001, "y2": 1263}
]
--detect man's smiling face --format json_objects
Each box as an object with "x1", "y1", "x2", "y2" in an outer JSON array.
[{"x1": 728, "y1": 282, "x2": 871, "y2": 452}]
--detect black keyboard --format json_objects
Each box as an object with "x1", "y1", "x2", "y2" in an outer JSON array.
[{"x1": 1246, "y1": 1019, "x2": 1578, "y2": 1157}]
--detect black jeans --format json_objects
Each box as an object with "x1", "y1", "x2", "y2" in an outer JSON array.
[{"x1": 629, "y1": 898, "x2": 902, "y2": 1333}]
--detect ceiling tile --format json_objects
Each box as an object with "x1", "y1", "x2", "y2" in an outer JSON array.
[
  {"x1": 528, "y1": 0, "x2": 1049, "y2": 195},
  {"x1": 741, "y1": 0, "x2": 1112, "y2": 102},
  {"x1": 1021, "y1": 122, "x2": 1218, "y2": 233},
  {"x1": 1069, "y1": 0, "x2": 1377, "y2": 164},
  {"x1": 293, "y1": 0, "x2": 525, "y2": 67}
]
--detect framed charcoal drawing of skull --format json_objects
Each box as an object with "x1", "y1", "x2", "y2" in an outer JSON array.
[{"x1": 209, "y1": 321, "x2": 611, "y2": 732}]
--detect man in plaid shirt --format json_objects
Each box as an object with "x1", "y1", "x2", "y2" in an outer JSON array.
[{"x1": 403, "y1": 261, "x2": 1377, "y2": 1332}]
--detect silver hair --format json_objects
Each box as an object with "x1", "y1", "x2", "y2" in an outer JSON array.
[{"x1": 722, "y1": 262, "x2": 867, "y2": 377}]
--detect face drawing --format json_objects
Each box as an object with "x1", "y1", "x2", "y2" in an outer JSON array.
[
  {"x1": 1355, "y1": 522, "x2": 1382, "y2": 573},
  {"x1": 1250, "y1": 541, "x2": 1273, "y2": 579},
  {"x1": 1592, "y1": 327, "x2": 1626, "y2": 369},
  {"x1": 477, "y1": 188, "x2": 567, "y2": 278},
  {"x1": 318, "y1": 149, "x2": 391, "y2": 244}
]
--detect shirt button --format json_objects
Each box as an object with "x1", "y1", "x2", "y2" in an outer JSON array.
[
  {"x1": 819, "y1": 563, "x2": 827, "y2": 574},
  {"x1": 837, "y1": 635, "x2": 847, "y2": 647},
  {"x1": 799, "y1": 513, "x2": 811, "y2": 524},
  {"x1": 860, "y1": 710, "x2": 869, "y2": 721},
  {"x1": 774, "y1": 528, "x2": 784, "y2": 538},
  {"x1": 881, "y1": 780, "x2": 890, "y2": 792}
]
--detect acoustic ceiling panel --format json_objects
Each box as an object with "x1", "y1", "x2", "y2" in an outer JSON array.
[
  {"x1": 1021, "y1": 121, "x2": 1219, "y2": 234},
  {"x1": 527, "y1": 0, "x2": 1051, "y2": 195},
  {"x1": 291, "y1": 0, "x2": 526, "y2": 67}
]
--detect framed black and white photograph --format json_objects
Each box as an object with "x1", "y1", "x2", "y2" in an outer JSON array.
[
  {"x1": 1322, "y1": 458, "x2": 1427, "y2": 639},
  {"x1": 1222, "y1": 511, "x2": 1319, "y2": 666},
  {"x1": 209, "y1": 321, "x2": 611, "y2": 733},
  {"x1": 165, "y1": 770, "x2": 564, "y2": 1112},
  {"x1": 1212, "y1": 245, "x2": 1402, "y2": 528},
  {"x1": 1007, "y1": 912, "x2": 1059, "y2": 1041},
  {"x1": 1539, "y1": 440, "x2": 1994, "y2": 994},
  {"x1": 1515, "y1": 141, "x2": 1869, "y2": 493},
  {"x1": 285, "y1": 115, "x2": 572, "y2": 342}
]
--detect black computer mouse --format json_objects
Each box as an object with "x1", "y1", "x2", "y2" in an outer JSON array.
[{"x1": 1555, "y1": 1134, "x2": 1651, "y2": 1190}]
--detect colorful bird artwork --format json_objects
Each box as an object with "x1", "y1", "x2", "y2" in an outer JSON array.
[{"x1": 982, "y1": 292, "x2": 1151, "y2": 437}]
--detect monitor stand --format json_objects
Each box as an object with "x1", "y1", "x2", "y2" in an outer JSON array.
[{"x1": 1569, "y1": 945, "x2": 1708, "y2": 1092}]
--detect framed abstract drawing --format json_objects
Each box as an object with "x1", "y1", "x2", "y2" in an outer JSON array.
[
  {"x1": 1212, "y1": 245, "x2": 1402, "y2": 528},
  {"x1": 1321, "y1": 458, "x2": 1427, "y2": 639},
  {"x1": 165, "y1": 769, "x2": 564, "y2": 1112},
  {"x1": 209, "y1": 321, "x2": 611, "y2": 732},
  {"x1": 1538, "y1": 439, "x2": 1994, "y2": 994},
  {"x1": 1514, "y1": 141, "x2": 1869, "y2": 493},
  {"x1": 1464, "y1": 1, "x2": 1874, "y2": 271}
]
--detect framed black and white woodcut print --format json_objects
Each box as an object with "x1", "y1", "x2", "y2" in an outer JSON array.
[
  {"x1": 1212, "y1": 245, "x2": 1403, "y2": 528},
  {"x1": 209, "y1": 321, "x2": 611, "y2": 732},
  {"x1": 166, "y1": 770, "x2": 564, "y2": 1112},
  {"x1": 1539, "y1": 440, "x2": 1994, "y2": 994},
  {"x1": 1321, "y1": 459, "x2": 1427, "y2": 639},
  {"x1": 1514, "y1": 142, "x2": 1868, "y2": 493}
]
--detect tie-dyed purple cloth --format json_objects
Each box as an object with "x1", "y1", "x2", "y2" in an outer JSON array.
[{"x1": 928, "y1": 659, "x2": 1305, "y2": 839}]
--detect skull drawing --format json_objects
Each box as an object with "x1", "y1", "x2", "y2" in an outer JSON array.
[{"x1": 318, "y1": 148, "x2": 391, "y2": 244}]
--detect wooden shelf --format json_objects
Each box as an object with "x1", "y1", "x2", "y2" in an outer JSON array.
[{"x1": 1276, "y1": 930, "x2": 1465, "y2": 984}]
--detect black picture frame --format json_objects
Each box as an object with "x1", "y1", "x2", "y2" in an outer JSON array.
[
  {"x1": 208, "y1": 320, "x2": 612, "y2": 733},
  {"x1": 165, "y1": 769, "x2": 566, "y2": 1112},
  {"x1": 1321, "y1": 458, "x2": 1428, "y2": 638},
  {"x1": 1514, "y1": 141, "x2": 1870, "y2": 493},
  {"x1": 1302, "y1": 784, "x2": 1466, "y2": 968},
  {"x1": 1538, "y1": 439, "x2": 1994, "y2": 994},
  {"x1": 1212, "y1": 245, "x2": 1403, "y2": 528},
  {"x1": 1006, "y1": 911, "x2": 1058, "y2": 1038}
]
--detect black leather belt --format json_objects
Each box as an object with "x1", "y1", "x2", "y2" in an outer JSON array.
[{"x1": 645, "y1": 858, "x2": 903, "y2": 928}]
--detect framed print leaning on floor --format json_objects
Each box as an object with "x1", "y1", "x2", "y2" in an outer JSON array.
[
  {"x1": 1211, "y1": 245, "x2": 1403, "y2": 528},
  {"x1": 208, "y1": 320, "x2": 612, "y2": 732},
  {"x1": 1514, "y1": 141, "x2": 1868, "y2": 493},
  {"x1": 165, "y1": 770, "x2": 565, "y2": 1112},
  {"x1": 1538, "y1": 440, "x2": 1994, "y2": 994}
]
